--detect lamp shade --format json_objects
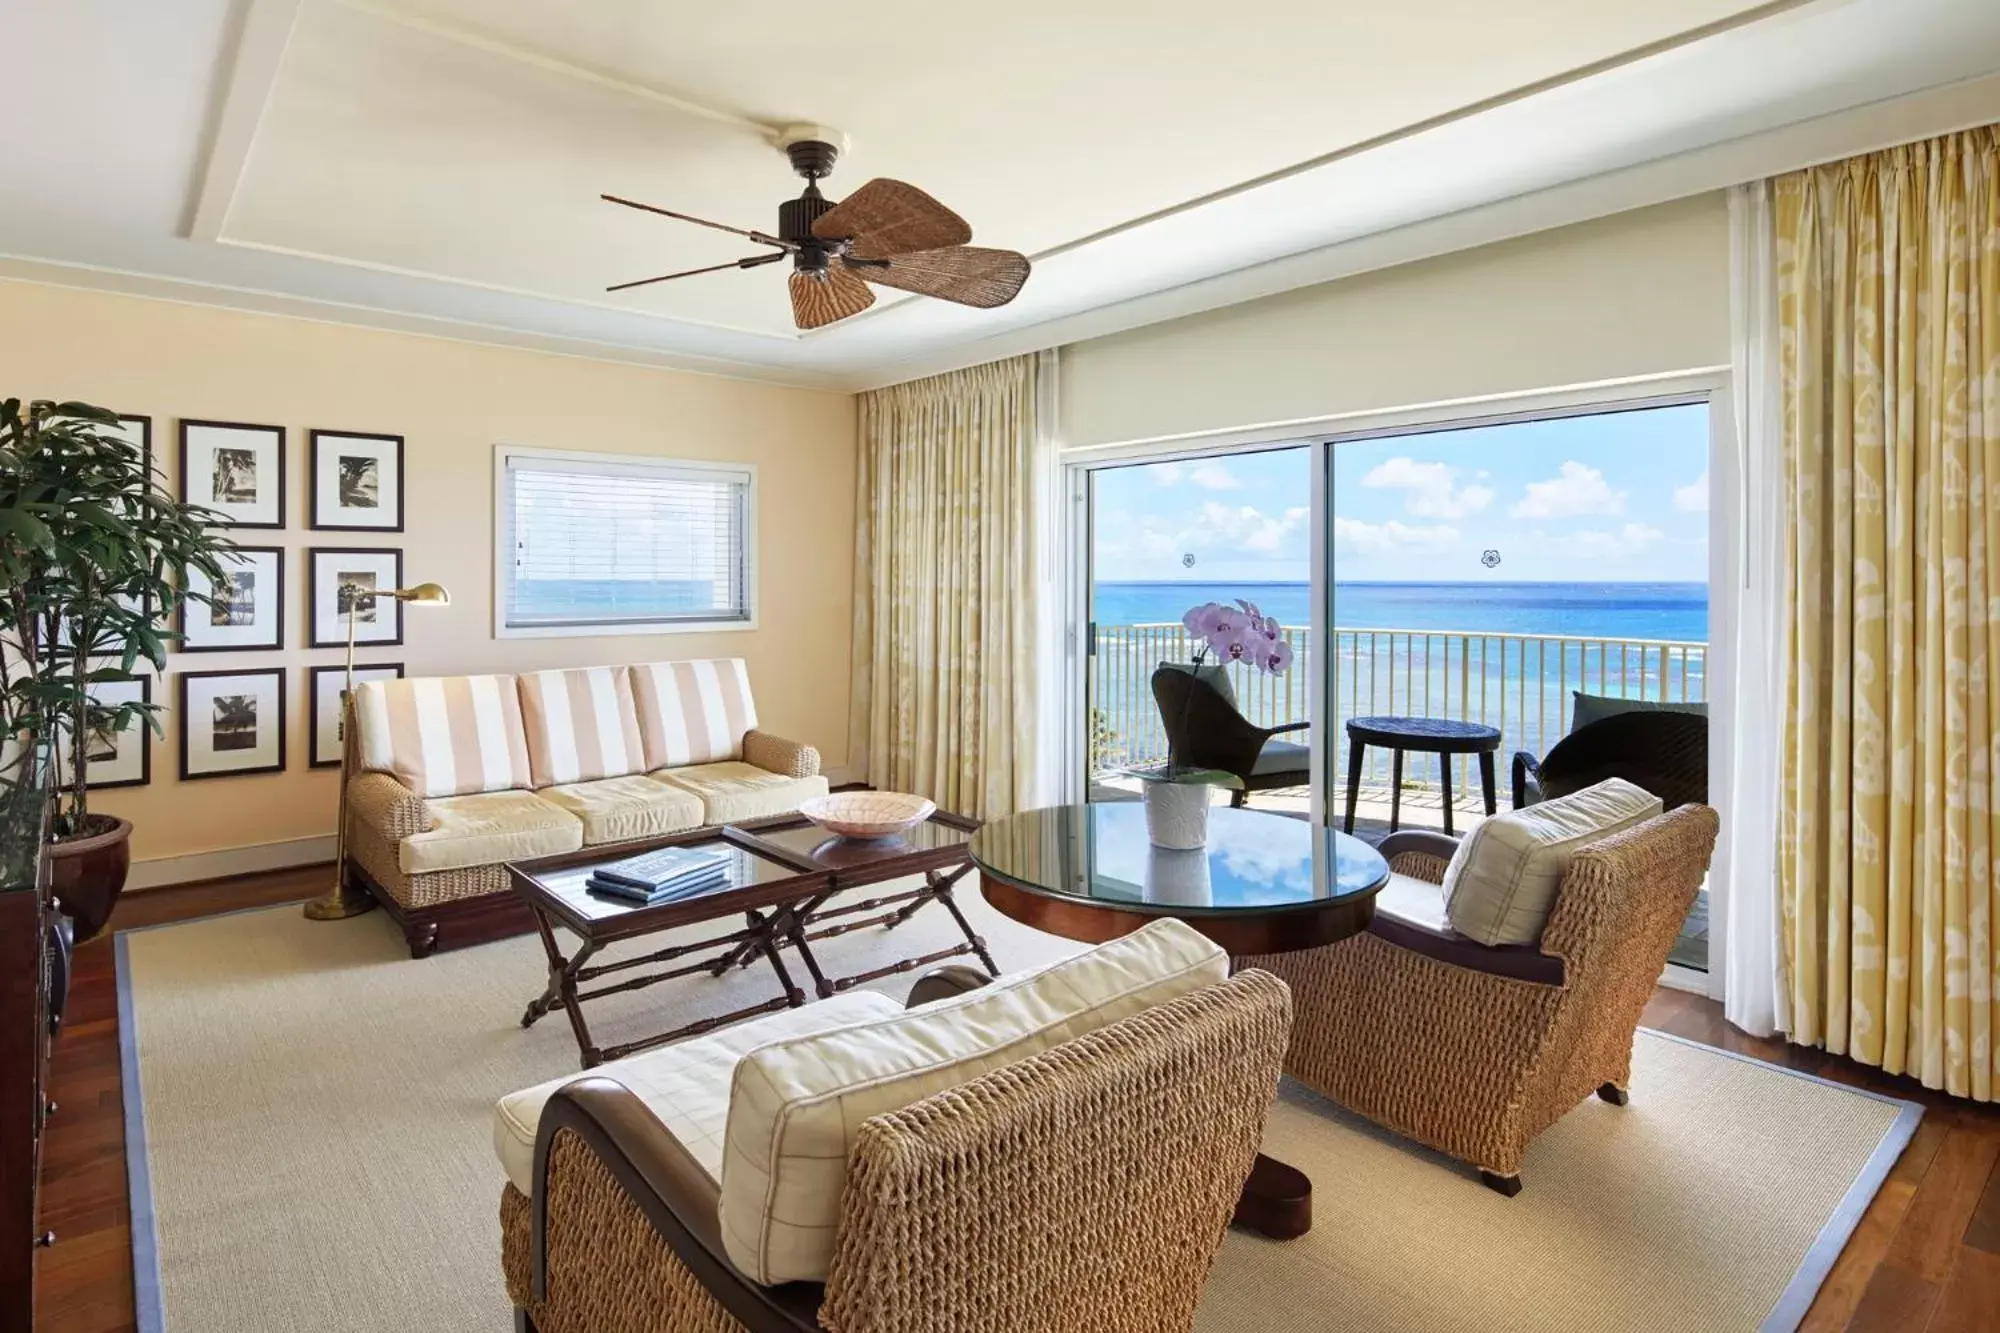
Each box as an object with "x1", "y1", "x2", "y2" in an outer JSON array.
[{"x1": 390, "y1": 582, "x2": 451, "y2": 606}]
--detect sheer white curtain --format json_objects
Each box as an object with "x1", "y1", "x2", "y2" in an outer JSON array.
[{"x1": 1720, "y1": 180, "x2": 1788, "y2": 1037}]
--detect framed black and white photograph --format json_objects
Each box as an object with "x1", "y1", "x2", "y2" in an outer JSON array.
[
  {"x1": 179, "y1": 546, "x2": 284, "y2": 652},
  {"x1": 309, "y1": 663, "x2": 403, "y2": 768},
  {"x1": 310, "y1": 430, "x2": 404, "y2": 532},
  {"x1": 79, "y1": 675, "x2": 152, "y2": 789},
  {"x1": 180, "y1": 419, "x2": 285, "y2": 528},
  {"x1": 308, "y1": 546, "x2": 404, "y2": 648},
  {"x1": 179, "y1": 668, "x2": 286, "y2": 780}
]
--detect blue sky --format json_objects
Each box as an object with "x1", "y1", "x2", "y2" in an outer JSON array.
[{"x1": 1091, "y1": 403, "x2": 1710, "y2": 583}]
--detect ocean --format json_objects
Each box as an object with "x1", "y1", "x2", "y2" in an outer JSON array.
[
  {"x1": 1088, "y1": 581, "x2": 1710, "y2": 780},
  {"x1": 1092, "y1": 581, "x2": 1708, "y2": 643}
]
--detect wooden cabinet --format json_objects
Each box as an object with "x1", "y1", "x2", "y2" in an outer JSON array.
[{"x1": 0, "y1": 761, "x2": 55, "y2": 1332}]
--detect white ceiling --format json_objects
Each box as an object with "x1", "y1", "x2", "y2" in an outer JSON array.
[{"x1": 3, "y1": 0, "x2": 1999, "y2": 389}]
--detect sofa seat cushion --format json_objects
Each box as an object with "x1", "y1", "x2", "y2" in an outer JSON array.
[
  {"x1": 539, "y1": 775, "x2": 705, "y2": 846},
  {"x1": 1442, "y1": 777, "x2": 1664, "y2": 946},
  {"x1": 1368, "y1": 871, "x2": 1565, "y2": 985},
  {"x1": 652, "y1": 762, "x2": 830, "y2": 825},
  {"x1": 718, "y1": 918, "x2": 1227, "y2": 1286},
  {"x1": 492, "y1": 991, "x2": 901, "y2": 1197},
  {"x1": 398, "y1": 790, "x2": 582, "y2": 876}
]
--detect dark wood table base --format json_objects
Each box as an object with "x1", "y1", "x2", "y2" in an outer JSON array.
[{"x1": 1232, "y1": 1152, "x2": 1312, "y2": 1240}]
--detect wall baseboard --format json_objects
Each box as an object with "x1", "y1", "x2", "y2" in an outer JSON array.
[
  {"x1": 125, "y1": 836, "x2": 335, "y2": 892},
  {"x1": 126, "y1": 765, "x2": 865, "y2": 891}
]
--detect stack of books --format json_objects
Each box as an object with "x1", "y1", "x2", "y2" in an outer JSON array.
[{"x1": 584, "y1": 846, "x2": 734, "y2": 906}]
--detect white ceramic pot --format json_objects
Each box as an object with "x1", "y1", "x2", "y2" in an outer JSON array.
[{"x1": 1143, "y1": 781, "x2": 1212, "y2": 850}]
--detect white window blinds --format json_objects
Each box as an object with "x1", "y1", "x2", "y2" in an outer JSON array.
[{"x1": 498, "y1": 450, "x2": 753, "y2": 632}]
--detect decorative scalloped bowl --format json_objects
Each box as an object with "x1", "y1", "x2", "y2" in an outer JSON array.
[{"x1": 798, "y1": 791, "x2": 936, "y2": 840}]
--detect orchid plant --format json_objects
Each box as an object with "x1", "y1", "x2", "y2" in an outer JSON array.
[{"x1": 1180, "y1": 599, "x2": 1294, "y2": 676}]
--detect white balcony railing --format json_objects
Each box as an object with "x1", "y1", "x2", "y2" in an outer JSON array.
[{"x1": 1090, "y1": 623, "x2": 1707, "y2": 793}]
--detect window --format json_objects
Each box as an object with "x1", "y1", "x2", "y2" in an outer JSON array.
[{"x1": 495, "y1": 446, "x2": 755, "y2": 637}]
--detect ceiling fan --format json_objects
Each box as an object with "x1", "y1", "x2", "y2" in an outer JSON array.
[{"x1": 602, "y1": 128, "x2": 1031, "y2": 330}]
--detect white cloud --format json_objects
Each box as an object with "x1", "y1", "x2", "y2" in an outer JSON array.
[
  {"x1": 1188, "y1": 462, "x2": 1243, "y2": 491},
  {"x1": 1331, "y1": 516, "x2": 1460, "y2": 557},
  {"x1": 1558, "y1": 523, "x2": 1666, "y2": 560},
  {"x1": 1199, "y1": 502, "x2": 1308, "y2": 554},
  {"x1": 1152, "y1": 461, "x2": 1183, "y2": 487},
  {"x1": 1360, "y1": 457, "x2": 1494, "y2": 518},
  {"x1": 1674, "y1": 471, "x2": 1709, "y2": 512},
  {"x1": 1512, "y1": 460, "x2": 1626, "y2": 518}
]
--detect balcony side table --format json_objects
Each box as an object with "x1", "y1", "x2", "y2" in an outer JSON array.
[{"x1": 1343, "y1": 715, "x2": 1502, "y2": 836}]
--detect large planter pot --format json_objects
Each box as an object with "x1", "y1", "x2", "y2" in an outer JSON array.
[{"x1": 47, "y1": 815, "x2": 133, "y2": 944}]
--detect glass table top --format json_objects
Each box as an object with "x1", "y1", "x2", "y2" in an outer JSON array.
[
  {"x1": 739, "y1": 817, "x2": 973, "y2": 871},
  {"x1": 969, "y1": 804, "x2": 1389, "y2": 917},
  {"x1": 530, "y1": 837, "x2": 810, "y2": 924}
]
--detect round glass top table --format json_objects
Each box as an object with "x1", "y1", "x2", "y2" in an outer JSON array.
[{"x1": 969, "y1": 803, "x2": 1390, "y2": 957}]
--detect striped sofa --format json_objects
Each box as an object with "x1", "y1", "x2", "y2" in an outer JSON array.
[{"x1": 342, "y1": 659, "x2": 827, "y2": 957}]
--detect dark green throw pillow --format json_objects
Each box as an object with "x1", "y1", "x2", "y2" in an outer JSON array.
[{"x1": 1570, "y1": 690, "x2": 1708, "y2": 733}]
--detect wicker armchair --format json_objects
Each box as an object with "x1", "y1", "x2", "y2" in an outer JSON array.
[
  {"x1": 501, "y1": 968, "x2": 1293, "y2": 1333},
  {"x1": 1512, "y1": 708, "x2": 1708, "y2": 809},
  {"x1": 1244, "y1": 804, "x2": 1718, "y2": 1195},
  {"x1": 1150, "y1": 665, "x2": 1309, "y2": 806}
]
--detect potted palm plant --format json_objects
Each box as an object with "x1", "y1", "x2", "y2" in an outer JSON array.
[{"x1": 0, "y1": 399, "x2": 233, "y2": 939}]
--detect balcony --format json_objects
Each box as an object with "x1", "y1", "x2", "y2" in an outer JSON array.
[{"x1": 1090, "y1": 622, "x2": 1709, "y2": 831}]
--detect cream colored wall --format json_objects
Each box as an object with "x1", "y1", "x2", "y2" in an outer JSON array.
[
  {"x1": 0, "y1": 279, "x2": 856, "y2": 867},
  {"x1": 1058, "y1": 193, "x2": 1732, "y2": 447}
]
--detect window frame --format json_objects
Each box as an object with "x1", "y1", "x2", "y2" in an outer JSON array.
[{"x1": 491, "y1": 444, "x2": 759, "y2": 640}]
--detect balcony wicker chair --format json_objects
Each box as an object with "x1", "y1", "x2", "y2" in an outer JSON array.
[
  {"x1": 1512, "y1": 708, "x2": 1708, "y2": 810},
  {"x1": 1244, "y1": 803, "x2": 1719, "y2": 1196},
  {"x1": 1151, "y1": 664, "x2": 1310, "y2": 806}
]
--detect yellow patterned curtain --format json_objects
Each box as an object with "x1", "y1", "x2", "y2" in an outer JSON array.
[
  {"x1": 850, "y1": 355, "x2": 1040, "y2": 820},
  {"x1": 1777, "y1": 126, "x2": 2000, "y2": 1101}
]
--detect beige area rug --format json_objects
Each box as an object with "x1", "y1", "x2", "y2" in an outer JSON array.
[{"x1": 119, "y1": 893, "x2": 1916, "y2": 1333}]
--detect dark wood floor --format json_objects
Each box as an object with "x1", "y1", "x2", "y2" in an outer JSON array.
[{"x1": 30, "y1": 869, "x2": 2000, "y2": 1333}]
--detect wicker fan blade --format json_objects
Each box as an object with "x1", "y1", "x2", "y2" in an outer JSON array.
[
  {"x1": 849, "y1": 247, "x2": 1030, "y2": 309},
  {"x1": 789, "y1": 267, "x2": 876, "y2": 330},
  {"x1": 812, "y1": 179, "x2": 972, "y2": 260}
]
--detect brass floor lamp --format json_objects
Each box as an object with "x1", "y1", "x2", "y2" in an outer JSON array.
[{"x1": 303, "y1": 581, "x2": 450, "y2": 921}]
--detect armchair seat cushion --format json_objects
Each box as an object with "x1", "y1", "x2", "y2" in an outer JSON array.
[
  {"x1": 1251, "y1": 738, "x2": 1311, "y2": 776},
  {"x1": 492, "y1": 990, "x2": 901, "y2": 1196},
  {"x1": 538, "y1": 774, "x2": 704, "y2": 846},
  {"x1": 1369, "y1": 872, "x2": 1565, "y2": 985},
  {"x1": 398, "y1": 790, "x2": 581, "y2": 875},
  {"x1": 651, "y1": 761, "x2": 830, "y2": 825}
]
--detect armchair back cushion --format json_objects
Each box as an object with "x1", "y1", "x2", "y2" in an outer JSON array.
[
  {"x1": 1442, "y1": 777, "x2": 1663, "y2": 945},
  {"x1": 516, "y1": 666, "x2": 647, "y2": 787},
  {"x1": 1570, "y1": 689, "x2": 1709, "y2": 732},
  {"x1": 631, "y1": 659, "x2": 758, "y2": 771},
  {"x1": 354, "y1": 674, "x2": 534, "y2": 799},
  {"x1": 717, "y1": 918, "x2": 1228, "y2": 1285}
]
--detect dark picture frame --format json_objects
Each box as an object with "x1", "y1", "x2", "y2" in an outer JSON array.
[
  {"x1": 178, "y1": 668, "x2": 287, "y2": 780},
  {"x1": 309, "y1": 430, "x2": 405, "y2": 532},
  {"x1": 179, "y1": 419, "x2": 286, "y2": 529},
  {"x1": 309, "y1": 662, "x2": 404, "y2": 768},
  {"x1": 307, "y1": 546, "x2": 405, "y2": 649},
  {"x1": 84, "y1": 674, "x2": 152, "y2": 790},
  {"x1": 177, "y1": 545, "x2": 285, "y2": 652}
]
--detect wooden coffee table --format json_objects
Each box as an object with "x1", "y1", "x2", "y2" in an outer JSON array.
[{"x1": 508, "y1": 813, "x2": 992, "y2": 1067}]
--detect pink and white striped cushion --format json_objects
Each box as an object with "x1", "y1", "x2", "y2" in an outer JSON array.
[
  {"x1": 517, "y1": 667, "x2": 648, "y2": 788},
  {"x1": 631, "y1": 659, "x2": 759, "y2": 771},
  {"x1": 354, "y1": 675, "x2": 534, "y2": 799}
]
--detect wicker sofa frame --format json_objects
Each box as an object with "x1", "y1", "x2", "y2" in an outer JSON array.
[
  {"x1": 1244, "y1": 804, "x2": 1718, "y2": 1195},
  {"x1": 500, "y1": 967, "x2": 1294, "y2": 1333}
]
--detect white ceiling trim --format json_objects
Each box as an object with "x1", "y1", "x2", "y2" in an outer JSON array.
[
  {"x1": 0, "y1": 255, "x2": 848, "y2": 390},
  {"x1": 186, "y1": 0, "x2": 302, "y2": 241}
]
